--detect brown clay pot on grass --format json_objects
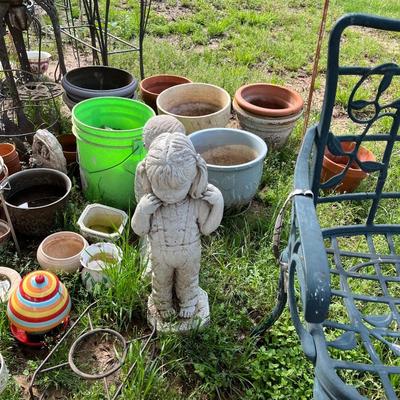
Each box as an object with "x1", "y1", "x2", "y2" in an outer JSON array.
[
  {"x1": 321, "y1": 142, "x2": 376, "y2": 193},
  {"x1": 57, "y1": 134, "x2": 77, "y2": 165},
  {"x1": 0, "y1": 143, "x2": 21, "y2": 176},
  {"x1": 140, "y1": 74, "x2": 192, "y2": 112},
  {"x1": 233, "y1": 84, "x2": 303, "y2": 149},
  {"x1": 234, "y1": 83, "x2": 303, "y2": 117}
]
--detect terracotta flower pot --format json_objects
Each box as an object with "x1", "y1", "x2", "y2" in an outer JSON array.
[
  {"x1": 0, "y1": 143, "x2": 21, "y2": 175},
  {"x1": 140, "y1": 74, "x2": 192, "y2": 112},
  {"x1": 37, "y1": 231, "x2": 89, "y2": 273},
  {"x1": 57, "y1": 134, "x2": 77, "y2": 165},
  {"x1": 321, "y1": 142, "x2": 376, "y2": 193},
  {"x1": 234, "y1": 83, "x2": 303, "y2": 118}
]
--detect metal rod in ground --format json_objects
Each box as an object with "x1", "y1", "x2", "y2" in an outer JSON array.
[{"x1": 0, "y1": 191, "x2": 21, "y2": 255}]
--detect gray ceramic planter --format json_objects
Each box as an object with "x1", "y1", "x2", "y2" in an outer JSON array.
[{"x1": 189, "y1": 128, "x2": 267, "y2": 209}]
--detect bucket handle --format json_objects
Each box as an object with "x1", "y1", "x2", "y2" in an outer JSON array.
[{"x1": 83, "y1": 140, "x2": 144, "y2": 175}]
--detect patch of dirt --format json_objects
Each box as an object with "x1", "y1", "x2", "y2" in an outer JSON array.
[
  {"x1": 71, "y1": 331, "x2": 124, "y2": 380},
  {"x1": 14, "y1": 375, "x2": 69, "y2": 400},
  {"x1": 152, "y1": 0, "x2": 193, "y2": 21}
]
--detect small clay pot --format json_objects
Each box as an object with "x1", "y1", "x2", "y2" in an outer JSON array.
[
  {"x1": 57, "y1": 134, "x2": 77, "y2": 165},
  {"x1": 0, "y1": 143, "x2": 21, "y2": 176},
  {"x1": 0, "y1": 220, "x2": 11, "y2": 247},
  {"x1": 140, "y1": 74, "x2": 192, "y2": 112},
  {"x1": 37, "y1": 231, "x2": 89, "y2": 273},
  {"x1": 234, "y1": 83, "x2": 303, "y2": 118},
  {"x1": 321, "y1": 142, "x2": 376, "y2": 193}
]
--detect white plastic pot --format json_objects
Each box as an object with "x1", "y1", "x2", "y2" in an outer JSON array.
[
  {"x1": 80, "y1": 242, "x2": 123, "y2": 292},
  {"x1": 77, "y1": 203, "x2": 128, "y2": 243}
]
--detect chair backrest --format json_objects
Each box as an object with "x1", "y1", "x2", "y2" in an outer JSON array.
[{"x1": 311, "y1": 14, "x2": 400, "y2": 225}]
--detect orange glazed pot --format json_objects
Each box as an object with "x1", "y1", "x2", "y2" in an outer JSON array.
[
  {"x1": 0, "y1": 143, "x2": 21, "y2": 175},
  {"x1": 234, "y1": 83, "x2": 303, "y2": 118},
  {"x1": 321, "y1": 142, "x2": 376, "y2": 193},
  {"x1": 140, "y1": 74, "x2": 192, "y2": 112}
]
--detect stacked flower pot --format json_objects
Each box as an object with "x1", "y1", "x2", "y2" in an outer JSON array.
[{"x1": 233, "y1": 83, "x2": 304, "y2": 149}]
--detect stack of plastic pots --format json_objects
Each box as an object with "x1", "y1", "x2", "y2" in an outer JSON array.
[
  {"x1": 72, "y1": 97, "x2": 155, "y2": 210},
  {"x1": 62, "y1": 66, "x2": 138, "y2": 110}
]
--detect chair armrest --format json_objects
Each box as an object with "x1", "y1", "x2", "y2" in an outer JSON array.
[{"x1": 289, "y1": 125, "x2": 331, "y2": 324}]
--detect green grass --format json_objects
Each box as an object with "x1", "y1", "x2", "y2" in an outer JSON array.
[{"x1": 1, "y1": 0, "x2": 400, "y2": 399}]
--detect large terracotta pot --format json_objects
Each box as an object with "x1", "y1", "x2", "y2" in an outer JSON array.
[
  {"x1": 0, "y1": 143, "x2": 21, "y2": 175},
  {"x1": 140, "y1": 74, "x2": 192, "y2": 112},
  {"x1": 234, "y1": 83, "x2": 303, "y2": 118},
  {"x1": 157, "y1": 83, "x2": 231, "y2": 134},
  {"x1": 321, "y1": 142, "x2": 376, "y2": 193}
]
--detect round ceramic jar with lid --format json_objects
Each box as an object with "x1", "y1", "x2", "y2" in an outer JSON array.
[{"x1": 7, "y1": 270, "x2": 71, "y2": 339}]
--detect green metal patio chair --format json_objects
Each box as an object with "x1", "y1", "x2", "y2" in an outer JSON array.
[{"x1": 255, "y1": 13, "x2": 400, "y2": 399}]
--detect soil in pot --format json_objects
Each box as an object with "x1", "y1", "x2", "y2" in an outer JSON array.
[
  {"x1": 201, "y1": 144, "x2": 258, "y2": 166},
  {"x1": 169, "y1": 102, "x2": 220, "y2": 117}
]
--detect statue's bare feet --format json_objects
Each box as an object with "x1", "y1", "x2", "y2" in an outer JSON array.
[
  {"x1": 179, "y1": 306, "x2": 196, "y2": 318},
  {"x1": 159, "y1": 307, "x2": 176, "y2": 319}
]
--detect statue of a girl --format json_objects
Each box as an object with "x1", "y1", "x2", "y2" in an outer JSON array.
[{"x1": 131, "y1": 132, "x2": 224, "y2": 331}]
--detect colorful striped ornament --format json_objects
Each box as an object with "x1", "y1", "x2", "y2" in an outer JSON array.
[{"x1": 7, "y1": 271, "x2": 71, "y2": 335}]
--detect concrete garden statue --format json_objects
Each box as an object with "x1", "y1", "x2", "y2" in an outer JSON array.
[
  {"x1": 31, "y1": 129, "x2": 67, "y2": 173},
  {"x1": 131, "y1": 131, "x2": 224, "y2": 332},
  {"x1": 135, "y1": 115, "x2": 186, "y2": 278}
]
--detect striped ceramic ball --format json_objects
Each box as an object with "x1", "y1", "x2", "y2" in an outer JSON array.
[{"x1": 7, "y1": 270, "x2": 71, "y2": 335}]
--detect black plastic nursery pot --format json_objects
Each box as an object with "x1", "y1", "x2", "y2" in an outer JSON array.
[{"x1": 61, "y1": 66, "x2": 138, "y2": 104}]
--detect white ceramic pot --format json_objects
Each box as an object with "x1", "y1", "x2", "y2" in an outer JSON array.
[
  {"x1": 37, "y1": 231, "x2": 88, "y2": 273},
  {"x1": 80, "y1": 242, "x2": 123, "y2": 292},
  {"x1": 26, "y1": 50, "x2": 51, "y2": 74},
  {"x1": 157, "y1": 83, "x2": 231, "y2": 133},
  {"x1": 0, "y1": 354, "x2": 8, "y2": 394},
  {"x1": 233, "y1": 99, "x2": 302, "y2": 150},
  {"x1": 77, "y1": 203, "x2": 128, "y2": 243}
]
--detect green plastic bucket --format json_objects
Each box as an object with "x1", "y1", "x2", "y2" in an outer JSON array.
[{"x1": 72, "y1": 97, "x2": 155, "y2": 210}]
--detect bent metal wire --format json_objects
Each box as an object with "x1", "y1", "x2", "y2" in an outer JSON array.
[
  {"x1": 254, "y1": 13, "x2": 400, "y2": 400},
  {"x1": 28, "y1": 301, "x2": 156, "y2": 400},
  {"x1": 58, "y1": 0, "x2": 152, "y2": 79}
]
